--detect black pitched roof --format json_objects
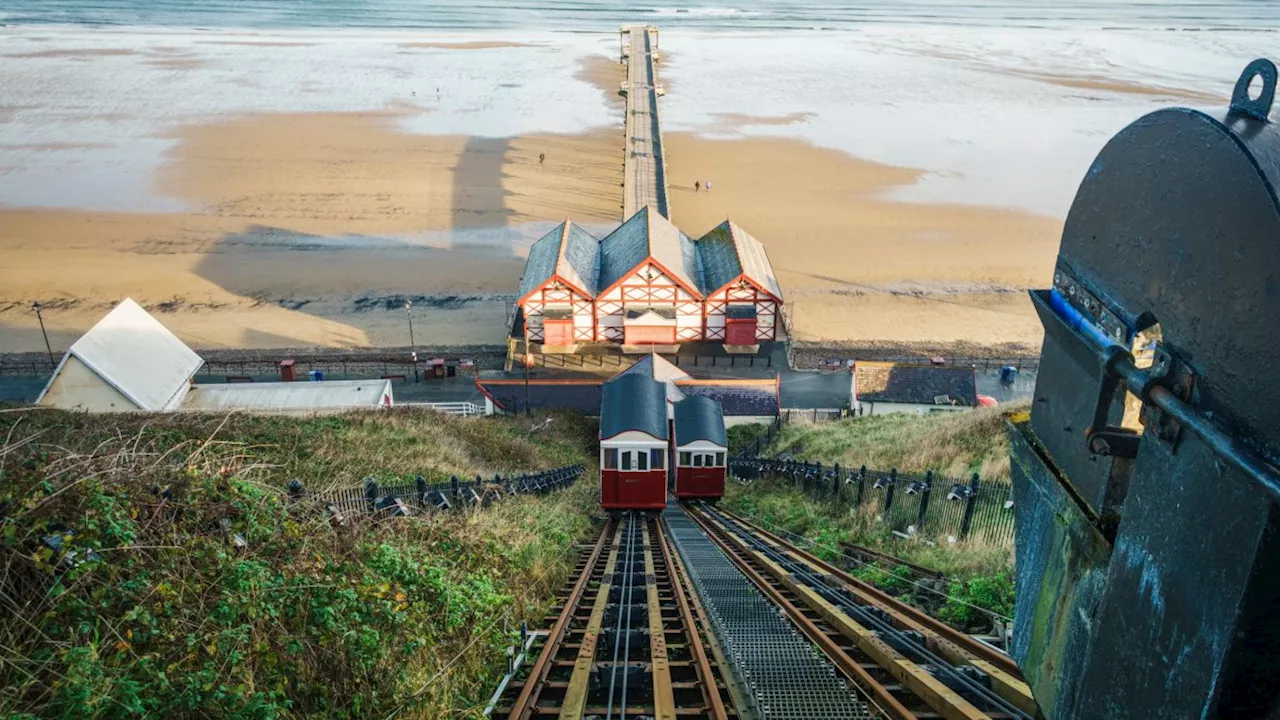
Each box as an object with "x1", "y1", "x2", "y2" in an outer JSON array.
[
  {"x1": 601, "y1": 373, "x2": 669, "y2": 440},
  {"x1": 678, "y1": 383, "x2": 779, "y2": 417},
  {"x1": 479, "y1": 382, "x2": 602, "y2": 415},
  {"x1": 673, "y1": 396, "x2": 727, "y2": 447},
  {"x1": 854, "y1": 363, "x2": 978, "y2": 406}
]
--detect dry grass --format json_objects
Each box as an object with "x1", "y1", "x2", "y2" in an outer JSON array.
[
  {"x1": 768, "y1": 402, "x2": 1030, "y2": 481},
  {"x1": 0, "y1": 407, "x2": 601, "y2": 718}
]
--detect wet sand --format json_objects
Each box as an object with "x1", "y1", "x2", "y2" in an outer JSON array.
[{"x1": 1, "y1": 45, "x2": 1060, "y2": 355}]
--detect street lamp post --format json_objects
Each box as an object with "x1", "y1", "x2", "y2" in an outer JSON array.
[
  {"x1": 405, "y1": 300, "x2": 419, "y2": 383},
  {"x1": 32, "y1": 301, "x2": 54, "y2": 368}
]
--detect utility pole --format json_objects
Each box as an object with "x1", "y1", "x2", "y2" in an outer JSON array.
[
  {"x1": 32, "y1": 301, "x2": 54, "y2": 367},
  {"x1": 523, "y1": 348, "x2": 531, "y2": 416},
  {"x1": 405, "y1": 300, "x2": 418, "y2": 383}
]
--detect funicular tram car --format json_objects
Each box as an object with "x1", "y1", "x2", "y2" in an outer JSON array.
[
  {"x1": 599, "y1": 373, "x2": 670, "y2": 513},
  {"x1": 672, "y1": 396, "x2": 728, "y2": 501}
]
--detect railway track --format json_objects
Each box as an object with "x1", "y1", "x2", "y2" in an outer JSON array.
[
  {"x1": 686, "y1": 503, "x2": 1039, "y2": 720},
  {"x1": 496, "y1": 512, "x2": 732, "y2": 719},
  {"x1": 497, "y1": 504, "x2": 1040, "y2": 720}
]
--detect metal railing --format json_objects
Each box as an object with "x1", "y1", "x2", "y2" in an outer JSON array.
[
  {"x1": 730, "y1": 458, "x2": 1014, "y2": 544},
  {"x1": 292, "y1": 464, "x2": 585, "y2": 518},
  {"x1": 401, "y1": 401, "x2": 486, "y2": 417}
]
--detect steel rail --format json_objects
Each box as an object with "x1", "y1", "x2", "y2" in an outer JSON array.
[
  {"x1": 718, "y1": 506, "x2": 1024, "y2": 679},
  {"x1": 683, "y1": 503, "x2": 917, "y2": 720},
  {"x1": 562, "y1": 520, "x2": 627, "y2": 719},
  {"x1": 654, "y1": 517, "x2": 730, "y2": 720},
  {"x1": 702, "y1": 506, "x2": 1033, "y2": 720},
  {"x1": 507, "y1": 520, "x2": 615, "y2": 720},
  {"x1": 604, "y1": 517, "x2": 639, "y2": 719}
]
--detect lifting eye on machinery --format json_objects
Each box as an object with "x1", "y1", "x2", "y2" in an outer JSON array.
[{"x1": 1007, "y1": 58, "x2": 1280, "y2": 719}]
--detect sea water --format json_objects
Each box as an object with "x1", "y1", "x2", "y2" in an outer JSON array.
[{"x1": 0, "y1": 2, "x2": 1277, "y2": 216}]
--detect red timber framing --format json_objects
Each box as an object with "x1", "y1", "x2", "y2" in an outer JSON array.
[
  {"x1": 703, "y1": 277, "x2": 782, "y2": 342},
  {"x1": 595, "y1": 260, "x2": 704, "y2": 343},
  {"x1": 520, "y1": 284, "x2": 595, "y2": 344}
]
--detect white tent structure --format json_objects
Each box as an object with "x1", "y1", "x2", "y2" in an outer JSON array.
[
  {"x1": 36, "y1": 298, "x2": 203, "y2": 412},
  {"x1": 181, "y1": 379, "x2": 393, "y2": 415}
]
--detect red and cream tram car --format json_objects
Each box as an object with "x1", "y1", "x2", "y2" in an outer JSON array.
[
  {"x1": 599, "y1": 373, "x2": 670, "y2": 511},
  {"x1": 672, "y1": 396, "x2": 728, "y2": 500}
]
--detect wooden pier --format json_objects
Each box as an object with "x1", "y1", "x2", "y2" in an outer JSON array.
[{"x1": 620, "y1": 25, "x2": 670, "y2": 219}]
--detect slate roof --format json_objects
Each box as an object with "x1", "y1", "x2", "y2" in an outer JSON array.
[
  {"x1": 677, "y1": 382, "x2": 780, "y2": 417},
  {"x1": 673, "y1": 396, "x2": 727, "y2": 447},
  {"x1": 517, "y1": 222, "x2": 600, "y2": 300},
  {"x1": 853, "y1": 363, "x2": 978, "y2": 407},
  {"x1": 696, "y1": 220, "x2": 783, "y2": 299},
  {"x1": 478, "y1": 381, "x2": 602, "y2": 415},
  {"x1": 601, "y1": 373, "x2": 669, "y2": 440},
  {"x1": 599, "y1": 207, "x2": 702, "y2": 294},
  {"x1": 625, "y1": 307, "x2": 676, "y2": 320}
]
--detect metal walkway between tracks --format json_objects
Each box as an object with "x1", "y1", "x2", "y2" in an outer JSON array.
[{"x1": 663, "y1": 506, "x2": 870, "y2": 720}]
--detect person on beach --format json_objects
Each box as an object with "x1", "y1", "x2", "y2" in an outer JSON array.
[
  {"x1": 694, "y1": 180, "x2": 700, "y2": 193},
  {"x1": 539, "y1": 152, "x2": 545, "y2": 165},
  {"x1": 705, "y1": 180, "x2": 712, "y2": 192}
]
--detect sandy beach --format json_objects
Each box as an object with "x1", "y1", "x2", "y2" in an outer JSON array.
[{"x1": 0, "y1": 25, "x2": 1266, "y2": 355}]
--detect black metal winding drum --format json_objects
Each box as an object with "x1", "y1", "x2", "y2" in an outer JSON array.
[{"x1": 1008, "y1": 59, "x2": 1280, "y2": 718}]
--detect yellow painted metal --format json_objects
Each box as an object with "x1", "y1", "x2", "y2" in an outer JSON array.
[
  {"x1": 643, "y1": 523, "x2": 677, "y2": 720},
  {"x1": 560, "y1": 522, "x2": 625, "y2": 720}
]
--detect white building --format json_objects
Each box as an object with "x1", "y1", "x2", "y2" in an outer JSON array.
[
  {"x1": 36, "y1": 298, "x2": 203, "y2": 412},
  {"x1": 181, "y1": 379, "x2": 393, "y2": 415}
]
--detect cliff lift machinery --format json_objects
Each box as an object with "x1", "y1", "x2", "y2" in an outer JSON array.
[{"x1": 1008, "y1": 59, "x2": 1280, "y2": 718}]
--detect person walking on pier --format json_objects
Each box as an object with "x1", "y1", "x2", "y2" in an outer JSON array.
[{"x1": 694, "y1": 180, "x2": 700, "y2": 193}]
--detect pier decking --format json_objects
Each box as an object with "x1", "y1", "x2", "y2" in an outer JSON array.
[{"x1": 620, "y1": 25, "x2": 670, "y2": 219}]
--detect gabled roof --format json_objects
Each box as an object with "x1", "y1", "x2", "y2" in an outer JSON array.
[
  {"x1": 616, "y1": 354, "x2": 691, "y2": 384},
  {"x1": 673, "y1": 396, "x2": 727, "y2": 447},
  {"x1": 517, "y1": 221, "x2": 600, "y2": 300},
  {"x1": 696, "y1": 220, "x2": 783, "y2": 299},
  {"x1": 600, "y1": 373, "x2": 669, "y2": 440},
  {"x1": 615, "y1": 354, "x2": 689, "y2": 403},
  {"x1": 853, "y1": 362, "x2": 978, "y2": 407},
  {"x1": 37, "y1": 298, "x2": 203, "y2": 411},
  {"x1": 598, "y1": 207, "x2": 702, "y2": 295}
]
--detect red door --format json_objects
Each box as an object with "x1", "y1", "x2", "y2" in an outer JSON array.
[
  {"x1": 543, "y1": 319, "x2": 574, "y2": 345},
  {"x1": 725, "y1": 319, "x2": 758, "y2": 345}
]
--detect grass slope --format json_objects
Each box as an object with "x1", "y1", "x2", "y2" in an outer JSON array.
[
  {"x1": 723, "y1": 405, "x2": 1028, "y2": 629},
  {"x1": 0, "y1": 408, "x2": 600, "y2": 719},
  {"x1": 768, "y1": 404, "x2": 1023, "y2": 481}
]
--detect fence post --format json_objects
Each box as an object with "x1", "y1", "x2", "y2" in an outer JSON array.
[
  {"x1": 364, "y1": 477, "x2": 380, "y2": 513},
  {"x1": 832, "y1": 462, "x2": 841, "y2": 499},
  {"x1": 416, "y1": 475, "x2": 428, "y2": 507},
  {"x1": 451, "y1": 474, "x2": 461, "y2": 502},
  {"x1": 960, "y1": 473, "x2": 981, "y2": 539},
  {"x1": 916, "y1": 470, "x2": 933, "y2": 531},
  {"x1": 855, "y1": 466, "x2": 866, "y2": 506},
  {"x1": 883, "y1": 469, "x2": 897, "y2": 514}
]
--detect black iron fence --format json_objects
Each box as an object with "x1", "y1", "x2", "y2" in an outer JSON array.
[
  {"x1": 730, "y1": 458, "x2": 1014, "y2": 544},
  {"x1": 292, "y1": 464, "x2": 585, "y2": 519}
]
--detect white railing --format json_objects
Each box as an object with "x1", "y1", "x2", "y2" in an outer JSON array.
[{"x1": 402, "y1": 401, "x2": 487, "y2": 417}]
